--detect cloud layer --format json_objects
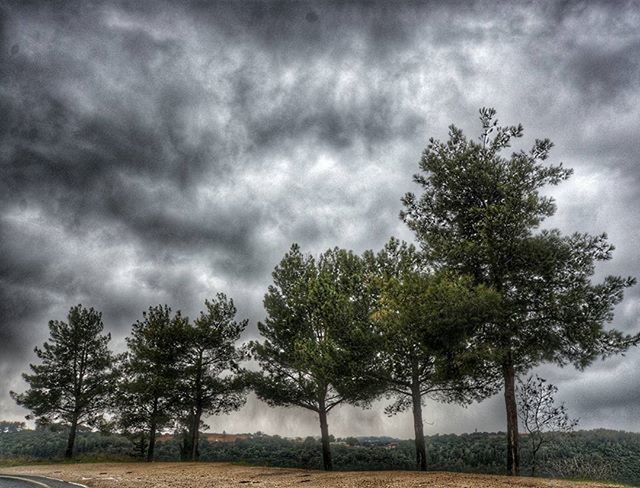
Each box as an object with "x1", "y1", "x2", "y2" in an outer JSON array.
[{"x1": 1, "y1": 0, "x2": 640, "y2": 437}]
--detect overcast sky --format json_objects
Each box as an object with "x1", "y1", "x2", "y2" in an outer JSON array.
[{"x1": 2, "y1": 0, "x2": 640, "y2": 439}]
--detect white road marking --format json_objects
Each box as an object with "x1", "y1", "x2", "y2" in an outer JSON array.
[
  {"x1": 35, "y1": 475, "x2": 89, "y2": 488},
  {"x1": 0, "y1": 475, "x2": 51, "y2": 487}
]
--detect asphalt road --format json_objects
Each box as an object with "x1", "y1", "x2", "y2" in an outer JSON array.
[{"x1": 0, "y1": 475, "x2": 84, "y2": 488}]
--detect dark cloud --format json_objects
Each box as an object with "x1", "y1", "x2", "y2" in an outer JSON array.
[
  {"x1": 2, "y1": 0, "x2": 640, "y2": 435},
  {"x1": 566, "y1": 41, "x2": 640, "y2": 103}
]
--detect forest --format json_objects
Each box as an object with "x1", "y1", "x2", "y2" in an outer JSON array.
[{"x1": 6, "y1": 109, "x2": 639, "y2": 479}]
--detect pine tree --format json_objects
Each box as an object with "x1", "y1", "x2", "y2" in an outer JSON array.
[
  {"x1": 366, "y1": 238, "x2": 499, "y2": 471},
  {"x1": 117, "y1": 305, "x2": 186, "y2": 462},
  {"x1": 177, "y1": 294, "x2": 247, "y2": 461},
  {"x1": 12, "y1": 305, "x2": 116, "y2": 458},
  {"x1": 401, "y1": 108, "x2": 638, "y2": 475},
  {"x1": 248, "y1": 244, "x2": 383, "y2": 471}
]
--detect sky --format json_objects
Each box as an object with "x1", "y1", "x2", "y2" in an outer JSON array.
[{"x1": 1, "y1": 0, "x2": 640, "y2": 439}]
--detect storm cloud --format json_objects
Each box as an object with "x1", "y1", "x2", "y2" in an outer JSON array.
[{"x1": 1, "y1": 0, "x2": 640, "y2": 438}]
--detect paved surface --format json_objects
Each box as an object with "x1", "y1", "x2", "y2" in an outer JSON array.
[{"x1": 0, "y1": 475, "x2": 84, "y2": 488}]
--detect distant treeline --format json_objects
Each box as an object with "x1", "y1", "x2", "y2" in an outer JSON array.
[{"x1": 1, "y1": 428, "x2": 638, "y2": 485}]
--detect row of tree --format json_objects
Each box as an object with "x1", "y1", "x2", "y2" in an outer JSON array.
[
  {"x1": 11, "y1": 109, "x2": 640, "y2": 475},
  {"x1": 12, "y1": 297, "x2": 247, "y2": 462}
]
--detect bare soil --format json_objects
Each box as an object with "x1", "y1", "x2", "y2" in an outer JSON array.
[{"x1": 2, "y1": 462, "x2": 625, "y2": 488}]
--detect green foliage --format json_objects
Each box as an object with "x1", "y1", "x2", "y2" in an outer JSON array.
[
  {"x1": 2, "y1": 427, "x2": 640, "y2": 485},
  {"x1": 250, "y1": 244, "x2": 383, "y2": 409},
  {"x1": 10, "y1": 305, "x2": 117, "y2": 458},
  {"x1": 190, "y1": 430, "x2": 640, "y2": 484},
  {"x1": 11, "y1": 305, "x2": 116, "y2": 427},
  {"x1": 248, "y1": 244, "x2": 384, "y2": 469},
  {"x1": 158, "y1": 430, "x2": 640, "y2": 484},
  {"x1": 0, "y1": 428, "x2": 132, "y2": 462},
  {"x1": 364, "y1": 237, "x2": 501, "y2": 470},
  {"x1": 115, "y1": 304, "x2": 187, "y2": 460},
  {"x1": 176, "y1": 294, "x2": 248, "y2": 460},
  {"x1": 114, "y1": 297, "x2": 248, "y2": 461},
  {"x1": 401, "y1": 107, "x2": 637, "y2": 371},
  {"x1": 400, "y1": 107, "x2": 638, "y2": 473},
  {"x1": 367, "y1": 238, "x2": 500, "y2": 412}
]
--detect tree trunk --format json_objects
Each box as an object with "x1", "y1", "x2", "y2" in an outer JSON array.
[
  {"x1": 318, "y1": 405, "x2": 333, "y2": 471},
  {"x1": 147, "y1": 419, "x2": 157, "y2": 462},
  {"x1": 503, "y1": 358, "x2": 519, "y2": 476},
  {"x1": 410, "y1": 357, "x2": 427, "y2": 472},
  {"x1": 411, "y1": 386, "x2": 427, "y2": 471},
  {"x1": 190, "y1": 408, "x2": 202, "y2": 461},
  {"x1": 65, "y1": 416, "x2": 78, "y2": 459},
  {"x1": 531, "y1": 439, "x2": 541, "y2": 477},
  {"x1": 190, "y1": 355, "x2": 204, "y2": 461},
  {"x1": 147, "y1": 399, "x2": 158, "y2": 462}
]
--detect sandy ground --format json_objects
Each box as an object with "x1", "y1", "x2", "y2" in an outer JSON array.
[{"x1": 2, "y1": 462, "x2": 626, "y2": 488}]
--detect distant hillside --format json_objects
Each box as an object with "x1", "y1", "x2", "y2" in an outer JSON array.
[
  {"x1": 156, "y1": 432, "x2": 252, "y2": 444},
  {"x1": 1, "y1": 429, "x2": 639, "y2": 485}
]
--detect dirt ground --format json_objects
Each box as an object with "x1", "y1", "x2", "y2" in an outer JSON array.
[{"x1": 2, "y1": 462, "x2": 626, "y2": 488}]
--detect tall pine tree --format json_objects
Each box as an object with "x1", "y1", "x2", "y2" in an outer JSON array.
[
  {"x1": 248, "y1": 244, "x2": 382, "y2": 471},
  {"x1": 12, "y1": 305, "x2": 117, "y2": 458},
  {"x1": 117, "y1": 305, "x2": 186, "y2": 462},
  {"x1": 401, "y1": 108, "x2": 638, "y2": 475},
  {"x1": 177, "y1": 294, "x2": 247, "y2": 461},
  {"x1": 366, "y1": 238, "x2": 499, "y2": 471}
]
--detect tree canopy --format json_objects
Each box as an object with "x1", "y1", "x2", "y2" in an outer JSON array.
[
  {"x1": 401, "y1": 107, "x2": 638, "y2": 474},
  {"x1": 248, "y1": 244, "x2": 383, "y2": 470},
  {"x1": 11, "y1": 305, "x2": 117, "y2": 458},
  {"x1": 116, "y1": 304, "x2": 187, "y2": 462},
  {"x1": 366, "y1": 237, "x2": 500, "y2": 470},
  {"x1": 176, "y1": 294, "x2": 247, "y2": 461}
]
